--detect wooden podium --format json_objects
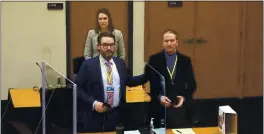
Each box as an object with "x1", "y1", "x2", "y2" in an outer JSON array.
[
  {"x1": 9, "y1": 88, "x2": 41, "y2": 108},
  {"x1": 3, "y1": 88, "x2": 41, "y2": 134},
  {"x1": 126, "y1": 86, "x2": 151, "y2": 103},
  {"x1": 78, "y1": 127, "x2": 221, "y2": 134},
  {"x1": 126, "y1": 81, "x2": 151, "y2": 103}
]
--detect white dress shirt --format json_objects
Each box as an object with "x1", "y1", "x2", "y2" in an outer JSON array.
[{"x1": 92, "y1": 55, "x2": 121, "y2": 109}]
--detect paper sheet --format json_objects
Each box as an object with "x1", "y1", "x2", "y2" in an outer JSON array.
[
  {"x1": 153, "y1": 128, "x2": 166, "y2": 134},
  {"x1": 124, "y1": 130, "x2": 141, "y2": 134},
  {"x1": 219, "y1": 105, "x2": 237, "y2": 114},
  {"x1": 172, "y1": 128, "x2": 196, "y2": 134}
]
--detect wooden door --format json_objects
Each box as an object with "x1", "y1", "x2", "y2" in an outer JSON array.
[
  {"x1": 242, "y1": 2, "x2": 263, "y2": 97},
  {"x1": 193, "y1": 2, "x2": 243, "y2": 99},
  {"x1": 145, "y1": 2, "x2": 258, "y2": 99},
  {"x1": 69, "y1": 2, "x2": 128, "y2": 78},
  {"x1": 144, "y1": 2, "x2": 196, "y2": 62}
]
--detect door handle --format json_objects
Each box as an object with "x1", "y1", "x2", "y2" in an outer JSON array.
[
  {"x1": 196, "y1": 37, "x2": 207, "y2": 44},
  {"x1": 183, "y1": 38, "x2": 196, "y2": 44},
  {"x1": 183, "y1": 37, "x2": 207, "y2": 44}
]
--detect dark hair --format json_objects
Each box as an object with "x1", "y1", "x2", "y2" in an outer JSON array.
[
  {"x1": 162, "y1": 29, "x2": 178, "y2": 40},
  {"x1": 95, "y1": 8, "x2": 115, "y2": 34},
  {"x1": 97, "y1": 32, "x2": 116, "y2": 44}
]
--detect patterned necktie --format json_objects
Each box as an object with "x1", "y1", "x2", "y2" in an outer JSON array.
[
  {"x1": 105, "y1": 61, "x2": 113, "y2": 85},
  {"x1": 105, "y1": 61, "x2": 113, "y2": 106}
]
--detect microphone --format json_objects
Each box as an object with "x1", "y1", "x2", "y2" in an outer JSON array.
[
  {"x1": 144, "y1": 62, "x2": 167, "y2": 130},
  {"x1": 35, "y1": 62, "x2": 49, "y2": 89},
  {"x1": 102, "y1": 113, "x2": 106, "y2": 134},
  {"x1": 144, "y1": 61, "x2": 180, "y2": 132},
  {"x1": 101, "y1": 102, "x2": 111, "y2": 134},
  {"x1": 144, "y1": 62, "x2": 165, "y2": 95}
]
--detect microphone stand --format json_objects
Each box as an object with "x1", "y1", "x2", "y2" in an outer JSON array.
[{"x1": 144, "y1": 62, "x2": 167, "y2": 133}]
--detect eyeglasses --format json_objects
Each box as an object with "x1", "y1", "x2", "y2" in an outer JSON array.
[{"x1": 100, "y1": 43, "x2": 115, "y2": 48}]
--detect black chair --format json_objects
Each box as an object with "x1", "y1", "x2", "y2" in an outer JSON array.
[
  {"x1": 3, "y1": 121, "x2": 33, "y2": 134},
  {"x1": 185, "y1": 97, "x2": 201, "y2": 127},
  {"x1": 73, "y1": 57, "x2": 85, "y2": 75},
  {"x1": 72, "y1": 57, "x2": 85, "y2": 81}
]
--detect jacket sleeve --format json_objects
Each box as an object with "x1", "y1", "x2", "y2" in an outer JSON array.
[
  {"x1": 124, "y1": 60, "x2": 147, "y2": 87},
  {"x1": 116, "y1": 30, "x2": 126, "y2": 60},
  {"x1": 74, "y1": 61, "x2": 95, "y2": 110},
  {"x1": 126, "y1": 74, "x2": 147, "y2": 87},
  {"x1": 144, "y1": 56, "x2": 163, "y2": 101},
  {"x1": 183, "y1": 57, "x2": 197, "y2": 99},
  {"x1": 84, "y1": 30, "x2": 93, "y2": 60}
]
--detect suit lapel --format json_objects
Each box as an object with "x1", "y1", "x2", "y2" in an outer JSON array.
[
  {"x1": 159, "y1": 52, "x2": 171, "y2": 82},
  {"x1": 173, "y1": 54, "x2": 180, "y2": 84},
  {"x1": 95, "y1": 56, "x2": 105, "y2": 100}
]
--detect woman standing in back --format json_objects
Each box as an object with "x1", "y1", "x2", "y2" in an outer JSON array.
[{"x1": 84, "y1": 8, "x2": 126, "y2": 60}]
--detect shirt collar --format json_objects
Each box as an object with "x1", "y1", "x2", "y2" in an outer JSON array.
[
  {"x1": 164, "y1": 50, "x2": 177, "y2": 56},
  {"x1": 98, "y1": 30, "x2": 115, "y2": 35},
  {"x1": 99, "y1": 54, "x2": 113, "y2": 64}
]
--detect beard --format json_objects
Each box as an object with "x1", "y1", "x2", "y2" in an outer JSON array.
[{"x1": 101, "y1": 51, "x2": 113, "y2": 60}]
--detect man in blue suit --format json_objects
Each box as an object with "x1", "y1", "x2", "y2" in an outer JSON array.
[{"x1": 75, "y1": 32, "x2": 145, "y2": 132}]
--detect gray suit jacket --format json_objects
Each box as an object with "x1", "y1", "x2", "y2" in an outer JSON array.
[{"x1": 84, "y1": 29, "x2": 126, "y2": 60}]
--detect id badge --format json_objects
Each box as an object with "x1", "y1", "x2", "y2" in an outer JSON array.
[
  {"x1": 107, "y1": 86, "x2": 114, "y2": 93},
  {"x1": 106, "y1": 86, "x2": 114, "y2": 105}
]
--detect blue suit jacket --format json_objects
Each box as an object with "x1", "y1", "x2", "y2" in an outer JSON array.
[{"x1": 75, "y1": 56, "x2": 145, "y2": 131}]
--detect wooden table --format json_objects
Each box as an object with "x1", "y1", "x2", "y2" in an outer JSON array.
[
  {"x1": 192, "y1": 127, "x2": 221, "y2": 134},
  {"x1": 126, "y1": 85, "x2": 151, "y2": 103},
  {"x1": 80, "y1": 85, "x2": 221, "y2": 134},
  {"x1": 79, "y1": 127, "x2": 221, "y2": 134}
]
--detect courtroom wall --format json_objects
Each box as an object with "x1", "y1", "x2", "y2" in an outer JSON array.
[{"x1": 1, "y1": 2, "x2": 66, "y2": 100}]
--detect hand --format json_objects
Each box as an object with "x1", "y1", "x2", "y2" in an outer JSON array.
[
  {"x1": 173, "y1": 96, "x2": 185, "y2": 108},
  {"x1": 94, "y1": 101, "x2": 106, "y2": 113},
  {"x1": 160, "y1": 96, "x2": 171, "y2": 108}
]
